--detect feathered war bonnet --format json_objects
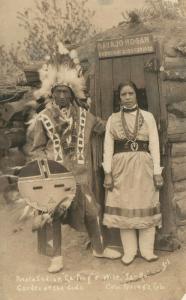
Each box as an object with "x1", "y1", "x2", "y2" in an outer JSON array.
[{"x1": 34, "y1": 41, "x2": 86, "y2": 101}]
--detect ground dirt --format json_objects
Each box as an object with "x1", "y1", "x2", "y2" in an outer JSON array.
[{"x1": 0, "y1": 201, "x2": 186, "y2": 300}]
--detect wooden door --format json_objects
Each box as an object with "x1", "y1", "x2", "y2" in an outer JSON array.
[{"x1": 95, "y1": 52, "x2": 160, "y2": 121}]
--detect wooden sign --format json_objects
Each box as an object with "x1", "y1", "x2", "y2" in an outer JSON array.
[{"x1": 97, "y1": 34, "x2": 154, "y2": 58}]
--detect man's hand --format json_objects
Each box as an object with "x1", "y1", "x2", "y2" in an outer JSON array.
[
  {"x1": 153, "y1": 174, "x2": 164, "y2": 190},
  {"x1": 104, "y1": 173, "x2": 114, "y2": 191},
  {"x1": 93, "y1": 118, "x2": 106, "y2": 134}
]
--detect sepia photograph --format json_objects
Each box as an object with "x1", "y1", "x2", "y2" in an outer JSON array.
[{"x1": 0, "y1": 0, "x2": 186, "y2": 300}]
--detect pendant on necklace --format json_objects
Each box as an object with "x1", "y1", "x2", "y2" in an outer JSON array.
[{"x1": 130, "y1": 141, "x2": 139, "y2": 151}]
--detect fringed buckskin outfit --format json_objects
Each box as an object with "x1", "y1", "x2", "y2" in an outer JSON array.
[
  {"x1": 103, "y1": 108, "x2": 162, "y2": 260},
  {"x1": 31, "y1": 102, "x2": 105, "y2": 254}
]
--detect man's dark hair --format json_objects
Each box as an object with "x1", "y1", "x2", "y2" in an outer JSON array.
[{"x1": 51, "y1": 84, "x2": 75, "y2": 99}]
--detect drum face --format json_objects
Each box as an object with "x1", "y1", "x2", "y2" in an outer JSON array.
[{"x1": 18, "y1": 160, "x2": 76, "y2": 212}]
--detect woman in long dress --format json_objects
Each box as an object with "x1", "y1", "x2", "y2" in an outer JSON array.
[{"x1": 102, "y1": 81, "x2": 164, "y2": 265}]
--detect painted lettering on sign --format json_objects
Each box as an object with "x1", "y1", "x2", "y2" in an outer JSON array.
[{"x1": 97, "y1": 34, "x2": 154, "y2": 58}]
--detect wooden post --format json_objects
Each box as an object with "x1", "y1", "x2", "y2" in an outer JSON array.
[{"x1": 94, "y1": 47, "x2": 101, "y2": 118}]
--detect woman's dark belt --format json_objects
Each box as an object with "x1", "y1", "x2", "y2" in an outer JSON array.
[{"x1": 114, "y1": 139, "x2": 149, "y2": 154}]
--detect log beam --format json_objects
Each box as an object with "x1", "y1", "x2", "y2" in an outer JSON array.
[
  {"x1": 168, "y1": 113, "x2": 186, "y2": 142},
  {"x1": 172, "y1": 161, "x2": 186, "y2": 182},
  {"x1": 162, "y1": 69, "x2": 186, "y2": 82},
  {"x1": 164, "y1": 82, "x2": 186, "y2": 104},
  {"x1": 174, "y1": 180, "x2": 186, "y2": 193},
  {"x1": 168, "y1": 133, "x2": 186, "y2": 142},
  {"x1": 164, "y1": 56, "x2": 186, "y2": 69},
  {"x1": 171, "y1": 142, "x2": 186, "y2": 157},
  {"x1": 168, "y1": 100, "x2": 186, "y2": 118}
]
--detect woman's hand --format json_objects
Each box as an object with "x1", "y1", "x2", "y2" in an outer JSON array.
[
  {"x1": 104, "y1": 173, "x2": 114, "y2": 191},
  {"x1": 153, "y1": 174, "x2": 164, "y2": 190}
]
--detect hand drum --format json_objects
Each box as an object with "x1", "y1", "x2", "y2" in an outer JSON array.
[{"x1": 18, "y1": 159, "x2": 76, "y2": 212}]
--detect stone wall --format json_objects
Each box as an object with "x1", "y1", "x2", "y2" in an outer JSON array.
[
  {"x1": 162, "y1": 48, "x2": 186, "y2": 242},
  {"x1": 0, "y1": 86, "x2": 36, "y2": 207}
]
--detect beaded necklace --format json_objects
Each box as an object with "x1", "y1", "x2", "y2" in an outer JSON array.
[
  {"x1": 59, "y1": 106, "x2": 78, "y2": 157},
  {"x1": 121, "y1": 107, "x2": 140, "y2": 151}
]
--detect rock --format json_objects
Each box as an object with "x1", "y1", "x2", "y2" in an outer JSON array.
[
  {"x1": 0, "y1": 175, "x2": 10, "y2": 192},
  {"x1": 176, "y1": 42, "x2": 186, "y2": 56},
  {"x1": 164, "y1": 39, "x2": 180, "y2": 57},
  {"x1": 177, "y1": 226, "x2": 186, "y2": 243},
  {"x1": 0, "y1": 148, "x2": 26, "y2": 172},
  {"x1": 176, "y1": 199, "x2": 186, "y2": 220},
  {"x1": 162, "y1": 69, "x2": 186, "y2": 82},
  {"x1": 3, "y1": 183, "x2": 20, "y2": 204},
  {"x1": 0, "y1": 192, "x2": 6, "y2": 208},
  {"x1": 174, "y1": 191, "x2": 186, "y2": 202},
  {"x1": 174, "y1": 180, "x2": 186, "y2": 193}
]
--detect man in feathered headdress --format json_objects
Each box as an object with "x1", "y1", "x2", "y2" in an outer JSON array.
[{"x1": 29, "y1": 42, "x2": 121, "y2": 273}]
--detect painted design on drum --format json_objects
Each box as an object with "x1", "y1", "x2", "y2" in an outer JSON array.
[{"x1": 18, "y1": 160, "x2": 76, "y2": 212}]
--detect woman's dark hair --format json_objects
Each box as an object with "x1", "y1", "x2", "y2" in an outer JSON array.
[{"x1": 118, "y1": 80, "x2": 139, "y2": 102}]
